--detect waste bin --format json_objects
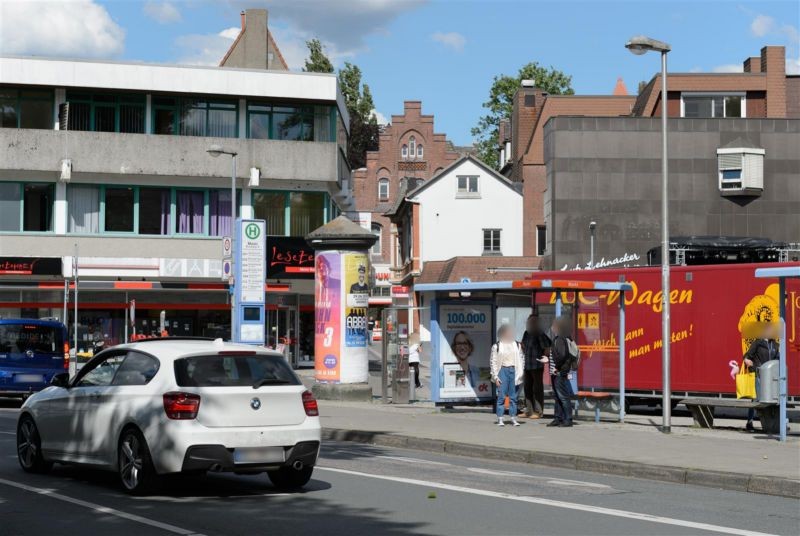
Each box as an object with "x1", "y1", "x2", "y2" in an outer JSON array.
[{"x1": 758, "y1": 361, "x2": 779, "y2": 403}]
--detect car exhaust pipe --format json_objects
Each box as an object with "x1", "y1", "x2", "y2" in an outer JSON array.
[
  {"x1": 209, "y1": 464, "x2": 223, "y2": 472},
  {"x1": 292, "y1": 460, "x2": 304, "y2": 471}
]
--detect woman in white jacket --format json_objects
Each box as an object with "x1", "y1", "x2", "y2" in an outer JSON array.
[{"x1": 490, "y1": 324, "x2": 525, "y2": 426}]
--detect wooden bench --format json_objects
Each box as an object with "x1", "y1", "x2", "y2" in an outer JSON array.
[{"x1": 680, "y1": 397, "x2": 780, "y2": 432}]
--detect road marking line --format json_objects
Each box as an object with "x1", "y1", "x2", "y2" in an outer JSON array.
[
  {"x1": 317, "y1": 467, "x2": 777, "y2": 536},
  {"x1": 466, "y1": 467, "x2": 612, "y2": 489},
  {"x1": 0, "y1": 477, "x2": 204, "y2": 535},
  {"x1": 376, "y1": 455, "x2": 451, "y2": 466},
  {"x1": 546, "y1": 479, "x2": 612, "y2": 489},
  {"x1": 0, "y1": 431, "x2": 16, "y2": 435}
]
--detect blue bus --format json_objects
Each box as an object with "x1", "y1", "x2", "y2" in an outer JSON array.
[{"x1": 0, "y1": 319, "x2": 69, "y2": 399}]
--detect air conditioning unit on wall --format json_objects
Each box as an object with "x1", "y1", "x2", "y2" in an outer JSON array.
[{"x1": 716, "y1": 146, "x2": 765, "y2": 197}]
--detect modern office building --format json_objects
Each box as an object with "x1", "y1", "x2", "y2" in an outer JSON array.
[{"x1": 0, "y1": 10, "x2": 352, "y2": 366}]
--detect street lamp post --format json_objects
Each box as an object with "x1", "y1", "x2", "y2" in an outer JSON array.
[
  {"x1": 626, "y1": 35, "x2": 672, "y2": 433},
  {"x1": 589, "y1": 221, "x2": 597, "y2": 268},
  {"x1": 207, "y1": 145, "x2": 238, "y2": 341}
]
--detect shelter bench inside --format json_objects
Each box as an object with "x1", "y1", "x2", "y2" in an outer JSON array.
[{"x1": 680, "y1": 397, "x2": 780, "y2": 432}]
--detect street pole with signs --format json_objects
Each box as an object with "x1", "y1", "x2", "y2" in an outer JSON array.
[{"x1": 232, "y1": 219, "x2": 266, "y2": 345}]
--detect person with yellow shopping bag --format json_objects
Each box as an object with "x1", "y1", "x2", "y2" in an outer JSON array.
[{"x1": 742, "y1": 323, "x2": 779, "y2": 432}]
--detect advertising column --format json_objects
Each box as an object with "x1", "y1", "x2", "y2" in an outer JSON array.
[{"x1": 314, "y1": 251, "x2": 370, "y2": 384}]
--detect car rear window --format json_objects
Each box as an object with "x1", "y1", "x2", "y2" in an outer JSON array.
[
  {"x1": 0, "y1": 324, "x2": 62, "y2": 355},
  {"x1": 174, "y1": 354, "x2": 301, "y2": 387}
]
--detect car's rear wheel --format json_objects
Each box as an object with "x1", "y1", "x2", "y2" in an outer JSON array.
[
  {"x1": 267, "y1": 466, "x2": 314, "y2": 490},
  {"x1": 17, "y1": 415, "x2": 52, "y2": 473},
  {"x1": 118, "y1": 428, "x2": 157, "y2": 495}
]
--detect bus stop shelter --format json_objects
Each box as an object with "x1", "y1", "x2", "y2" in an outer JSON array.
[
  {"x1": 754, "y1": 265, "x2": 799, "y2": 442},
  {"x1": 416, "y1": 277, "x2": 634, "y2": 422}
]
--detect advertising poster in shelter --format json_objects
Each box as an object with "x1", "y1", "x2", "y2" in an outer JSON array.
[
  {"x1": 344, "y1": 252, "x2": 369, "y2": 348},
  {"x1": 438, "y1": 303, "x2": 493, "y2": 400},
  {"x1": 314, "y1": 252, "x2": 341, "y2": 382}
]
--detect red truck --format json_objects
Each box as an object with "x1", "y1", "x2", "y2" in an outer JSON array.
[{"x1": 533, "y1": 262, "x2": 799, "y2": 405}]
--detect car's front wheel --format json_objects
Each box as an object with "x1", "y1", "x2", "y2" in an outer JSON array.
[
  {"x1": 118, "y1": 428, "x2": 157, "y2": 495},
  {"x1": 267, "y1": 466, "x2": 314, "y2": 490},
  {"x1": 17, "y1": 415, "x2": 52, "y2": 473}
]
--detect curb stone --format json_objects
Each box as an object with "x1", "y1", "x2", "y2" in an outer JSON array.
[{"x1": 321, "y1": 427, "x2": 800, "y2": 499}]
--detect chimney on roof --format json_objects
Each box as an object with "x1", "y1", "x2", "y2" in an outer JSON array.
[
  {"x1": 521, "y1": 79, "x2": 535, "y2": 88},
  {"x1": 240, "y1": 11, "x2": 246, "y2": 30},
  {"x1": 743, "y1": 56, "x2": 761, "y2": 73},
  {"x1": 613, "y1": 77, "x2": 628, "y2": 96}
]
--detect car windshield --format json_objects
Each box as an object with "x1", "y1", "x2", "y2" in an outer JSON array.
[
  {"x1": 174, "y1": 354, "x2": 301, "y2": 387},
  {"x1": 0, "y1": 324, "x2": 62, "y2": 355}
]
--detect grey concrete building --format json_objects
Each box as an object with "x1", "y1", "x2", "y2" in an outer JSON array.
[
  {"x1": 543, "y1": 117, "x2": 800, "y2": 270},
  {"x1": 0, "y1": 13, "x2": 351, "y2": 366}
]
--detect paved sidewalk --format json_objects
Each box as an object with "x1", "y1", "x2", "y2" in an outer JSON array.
[{"x1": 317, "y1": 400, "x2": 800, "y2": 498}]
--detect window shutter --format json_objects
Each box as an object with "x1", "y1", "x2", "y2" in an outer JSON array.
[{"x1": 718, "y1": 153, "x2": 742, "y2": 169}]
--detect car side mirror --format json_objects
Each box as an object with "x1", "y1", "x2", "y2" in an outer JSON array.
[{"x1": 50, "y1": 372, "x2": 70, "y2": 389}]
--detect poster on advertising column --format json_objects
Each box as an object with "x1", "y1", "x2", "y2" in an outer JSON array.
[
  {"x1": 438, "y1": 303, "x2": 493, "y2": 401},
  {"x1": 344, "y1": 252, "x2": 369, "y2": 348},
  {"x1": 314, "y1": 252, "x2": 341, "y2": 382}
]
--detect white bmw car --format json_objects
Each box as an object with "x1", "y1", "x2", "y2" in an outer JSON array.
[{"x1": 16, "y1": 338, "x2": 321, "y2": 494}]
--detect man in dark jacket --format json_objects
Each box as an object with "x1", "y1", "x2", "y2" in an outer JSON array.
[
  {"x1": 521, "y1": 314, "x2": 551, "y2": 419},
  {"x1": 547, "y1": 316, "x2": 574, "y2": 428},
  {"x1": 743, "y1": 323, "x2": 779, "y2": 431}
]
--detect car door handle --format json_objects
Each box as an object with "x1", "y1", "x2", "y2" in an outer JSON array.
[{"x1": 89, "y1": 393, "x2": 102, "y2": 401}]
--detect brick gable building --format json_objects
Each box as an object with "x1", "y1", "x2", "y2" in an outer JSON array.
[{"x1": 353, "y1": 101, "x2": 460, "y2": 274}]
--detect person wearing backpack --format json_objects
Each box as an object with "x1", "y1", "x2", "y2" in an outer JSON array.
[
  {"x1": 490, "y1": 324, "x2": 525, "y2": 427},
  {"x1": 546, "y1": 316, "x2": 577, "y2": 428}
]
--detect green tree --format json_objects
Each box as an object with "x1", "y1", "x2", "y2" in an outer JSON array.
[
  {"x1": 471, "y1": 62, "x2": 574, "y2": 168},
  {"x1": 303, "y1": 38, "x2": 334, "y2": 74},
  {"x1": 338, "y1": 62, "x2": 379, "y2": 169}
]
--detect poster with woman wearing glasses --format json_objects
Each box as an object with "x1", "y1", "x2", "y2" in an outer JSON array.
[{"x1": 439, "y1": 304, "x2": 493, "y2": 400}]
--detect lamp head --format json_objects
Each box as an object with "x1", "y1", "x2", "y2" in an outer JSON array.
[
  {"x1": 207, "y1": 144, "x2": 224, "y2": 158},
  {"x1": 625, "y1": 35, "x2": 671, "y2": 55},
  {"x1": 589, "y1": 221, "x2": 597, "y2": 231}
]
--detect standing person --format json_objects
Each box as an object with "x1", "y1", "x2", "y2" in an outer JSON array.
[
  {"x1": 547, "y1": 316, "x2": 574, "y2": 428},
  {"x1": 490, "y1": 325, "x2": 524, "y2": 427},
  {"x1": 743, "y1": 322, "x2": 780, "y2": 432},
  {"x1": 367, "y1": 316, "x2": 376, "y2": 345},
  {"x1": 521, "y1": 314, "x2": 551, "y2": 419},
  {"x1": 409, "y1": 334, "x2": 422, "y2": 389}
]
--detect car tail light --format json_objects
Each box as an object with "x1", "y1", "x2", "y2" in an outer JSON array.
[
  {"x1": 63, "y1": 342, "x2": 70, "y2": 370},
  {"x1": 163, "y1": 392, "x2": 201, "y2": 420},
  {"x1": 302, "y1": 390, "x2": 319, "y2": 417}
]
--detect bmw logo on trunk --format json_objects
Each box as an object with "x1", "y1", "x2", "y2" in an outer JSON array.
[{"x1": 250, "y1": 397, "x2": 261, "y2": 410}]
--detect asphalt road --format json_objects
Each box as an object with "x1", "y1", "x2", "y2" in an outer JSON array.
[{"x1": 0, "y1": 406, "x2": 798, "y2": 536}]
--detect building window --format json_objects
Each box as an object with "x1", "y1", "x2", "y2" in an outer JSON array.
[
  {"x1": 483, "y1": 229, "x2": 501, "y2": 255},
  {"x1": 401, "y1": 144, "x2": 408, "y2": 159},
  {"x1": 371, "y1": 223, "x2": 382, "y2": 255},
  {"x1": 209, "y1": 190, "x2": 233, "y2": 237},
  {"x1": 253, "y1": 192, "x2": 287, "y2": 235},
  {"x1": 417, "y1": 144, "x2": 424, "y2": 158},
  {"x1": 682, "y1": 94, "x2": 745, "y2": 118},
  {"x1": 252, "y1": 191, "x2": 328, "y2": 236},
  {"x1": 0, "y1": 183, "x2": 22, "y2": 231},
  {"x1": 0, "y1": 88, "x2": 53, "y2": 130},
  {"x1": 457, "y1": 175, "x2": 479, "y2": 195},
  {"x1": 66, "y1": 92, "x2": 145, "y2": 133},
  {"x1": 138, "y1": 188, "x2": 170, "y2": 235},
  {"x1": 370, "y1": 286, "x2": 391, "y2": 297},
  {"x1": 153, "y1": 97, "x2": 237, "y2": 138},
  {"x1": 536, "y1": 226, "x2": 546, "y2": 256},
  {"x1": 104, "y1": 187, "x2": 135, "y2": 233},
  {"x1": 716, "y1": 147, "x2": 765, "y2": 196},
  {"x1": 408, "y1": 136, "x2": 416, "y2": 159},
  {"x1": 378, "y1": 178, "x2": 390, "y2": 201},
  {"x1": 175, "y1": 190, "x2": 205, "y2": 235},
  {"x1": 247, "y1": 103, "x2": 333, "y2": 142},
  {"x1": 289, "y1": 192, "x2": 325, "y2": 236},
  {"x1": 68, "y1": 185, "x2": 100, "y2": 234}
]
